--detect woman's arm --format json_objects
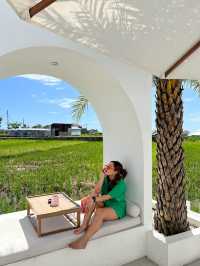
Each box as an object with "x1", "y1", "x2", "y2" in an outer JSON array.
[
  {"x1": 95, "y1": 180, "x2": 126, "y2": 203},
  {"x1": 86, "y1": 194, "x2": 111, "y2": 209},
  {"x1": 90, "y1": 171, "x2": 105, "y2": 197},
  {"x1": 95, "y1": 194, "x2": 111, "y2": 202}
]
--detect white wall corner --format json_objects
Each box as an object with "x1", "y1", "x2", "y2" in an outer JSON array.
[{"x1": 147, "y1": 228, "x2": 200, "y2": 266}]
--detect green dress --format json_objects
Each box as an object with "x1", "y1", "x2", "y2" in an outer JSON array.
[{"x1": 101, "y1": 176, "x2": 126, "y2": 219}]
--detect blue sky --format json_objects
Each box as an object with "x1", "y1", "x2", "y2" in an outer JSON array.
[
  {"x1": 0, "y1": 74, "x2": 200, "y2": 134},
  {"x1": 0, "y1": 74, "x2": 102, "y2": 131}
]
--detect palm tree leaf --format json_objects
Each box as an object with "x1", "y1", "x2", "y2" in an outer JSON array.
[
  {"x1": 166, "y1": 79, "x2": 200, "y2": 97},
  {"x1": 154, "y1": 77, "x2": 200, "y2": 97},
  {"x1": 190, "y1": 80, "x2": 200, "y2": 96},
  {"x1": 71, "y1": 95, "x2": 89, "y2": 122}
]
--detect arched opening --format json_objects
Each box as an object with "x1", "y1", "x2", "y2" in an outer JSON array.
[
  {"x1": 0, "y1": 46, "x2": 145, "y2": 223},
  {"x1": 0, "y1": 73, "x2": 103, "y2": 213}
]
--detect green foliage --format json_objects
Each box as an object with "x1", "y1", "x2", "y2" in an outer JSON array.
[
  {"x1": 1, "y1": 139, "x2": 200, "y2": 213},
  {"x1": 71, "y1": 96, "x2": 89, "y2": 122},
  {"x1": 81, "y1": 132, "x2": 103, "y2": 136},
  {"x1": 185, "y1": 136, "x2": 200, "y2": 142},
  {"x1": 0, "y1": 139, "x2": 103, "y2": 213},
  {"x1": 8, "y1": 122, "x2": 22, "y2": 129},
  {"x1": 183, "y1": 80, "x2": 200, "y2": 96},
  {"x1": 0, "y1": 131, "x2": 7, "y2": 136},
  {"x1": 32, "y1": 124, "x2": 43, "y2": 128}
]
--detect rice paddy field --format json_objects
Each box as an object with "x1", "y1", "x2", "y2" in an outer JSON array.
[
  {"x1": 0, "y1": 138, "x2": 200, "y2": 213},
  {"x1": 0, "y1": 139, "x2": 103, "y2": 213}
]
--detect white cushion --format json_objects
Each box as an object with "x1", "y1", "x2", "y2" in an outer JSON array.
[{"x1": 126, "y1": 201, "x2": 141, "y2": 218}]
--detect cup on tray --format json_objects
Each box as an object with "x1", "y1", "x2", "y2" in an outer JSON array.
[{"x1": 49, "y1": 194, "x2": 59, "y2": 207}]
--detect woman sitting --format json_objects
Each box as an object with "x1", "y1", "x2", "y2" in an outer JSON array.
[{"x1": 68, "y1": 160, "x2": 127, "y2": 249}]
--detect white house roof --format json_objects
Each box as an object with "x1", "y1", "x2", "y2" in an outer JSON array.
[{"x1": 7, "y1": 0, "x2": 200, "y2": 79}]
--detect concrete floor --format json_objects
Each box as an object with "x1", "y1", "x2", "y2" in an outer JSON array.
[
  {"x1": 123, "y1": 257, "x2": 157, "y2": 266},
  {"x1": 185, "y1": 260, "x2": 200, "y2": 266},
  {"x1": 123, "y1": 257, "x2": 200, "y2": 266}
]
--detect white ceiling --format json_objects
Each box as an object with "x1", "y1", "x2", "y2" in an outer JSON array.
[{"x1": 7, "y1": 0, "x2": 200, "y2": 79}]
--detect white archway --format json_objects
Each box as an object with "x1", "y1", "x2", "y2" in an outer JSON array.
[
  {"x1": 0, "y1": 3, "x2": 153, "y2": 263},
  {"x1": 0, "y1": 46, "x2": 148, "y2": 222}
]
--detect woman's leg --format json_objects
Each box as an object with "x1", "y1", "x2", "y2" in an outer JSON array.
[
  {"x1": 74, "y1": 202, "x2": 104, "y2": 234},
  {"x1": 74, "y1": 202, "x2": 95, "y2": 234},
  {"x1": 69, "y1": 207, "x2": 117, "y2": 249}
]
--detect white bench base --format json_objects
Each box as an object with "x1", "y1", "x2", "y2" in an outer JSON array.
[{"x1": 0, "y1": 210, "x2": 142, "y2": 266}]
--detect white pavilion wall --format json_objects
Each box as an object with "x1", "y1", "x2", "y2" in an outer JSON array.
[{"x1": 0, "y1": 1, "x2": 152, "y2": 229}]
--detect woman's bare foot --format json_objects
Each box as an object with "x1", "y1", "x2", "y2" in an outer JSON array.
[
  {"x1": 68, "y1": 237, "x2": 88, "y2": 249},
  {"x1": 73, "y1": 224, "x2": 87, "y2": 235}
]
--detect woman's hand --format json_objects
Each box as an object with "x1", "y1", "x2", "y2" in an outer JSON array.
[
  {"x1": 90, "y1": 185, "x2": 100, "y2": 197},
  {"x1": 95, "y1": 194, "x2": 112, "y2": 203},
  {"x1": 90, "y1": 190, "x2": 97, "y2": 197},
  {"x1": 85, "y1": 196, "x2": 95, "y2": 211},
  {"x1": 81, "y1": 195, "x2": 95, "y2": 213},
  {"x1": 102, "y1": 165, "x2": 107, "y2": 175}
]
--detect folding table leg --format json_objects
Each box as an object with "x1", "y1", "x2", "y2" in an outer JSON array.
[
  {"x1": 27, "y1": 204, "x2": 30, "y2": 216},
  {"x1": 77, "y1": 210, "x2": 81, "y2": 227},
  {"x1": 37, "y1": 217, "x2": 42, "y2": 236}
]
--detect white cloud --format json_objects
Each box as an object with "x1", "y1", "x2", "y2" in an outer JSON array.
[
  {"x1": 191, "y1": 117, "x2": 200, "y2": 123},
  {"x1": 58, "y1": 98, "x2": 75, "y2": 109},
  {"x1": 48, "y1": 111, "x2": 59, "y2": 115},
  {"x1": 19, "y1": 74, "x2": 62, "y2": 86},
  {"x1": 189, "y1": 113, "x2": 200, "y2": 123},
  {"x1": 55, "y1": 87, "x2": 65, "y2": 90},
  {"x1": 184, "y1": 97, "x2": 194, "y2": 102},
  {"x1": 31, "y1": 94, "x2": 37, "y2": 98},
  {"x1": 39, "y1": 98, "x2": 75, "y2": 109}
]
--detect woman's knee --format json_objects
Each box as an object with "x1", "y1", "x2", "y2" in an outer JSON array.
[
  {"x1": 94, "y1": 208, "x2": 105, "y2": 220},
  {"x1": 96, "y1": 202, "x2": 104, "y2": 208},
  {"x1": 96, "y1": 208, "x2": 118, "y2": 221}
]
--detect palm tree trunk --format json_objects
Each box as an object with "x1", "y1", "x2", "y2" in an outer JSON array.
[{"x1": 154, "y1": 79, "x2": 189, "y2": 235}]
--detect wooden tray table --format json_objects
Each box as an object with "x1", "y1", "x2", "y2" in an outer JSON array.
[{"x1": 26, "y1": 192, "x2": 81, "y2": 237}]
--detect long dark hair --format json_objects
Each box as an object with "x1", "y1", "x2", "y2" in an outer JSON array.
[{"x1": 109, "y1": 161, "x2": 127, "y2": 187}]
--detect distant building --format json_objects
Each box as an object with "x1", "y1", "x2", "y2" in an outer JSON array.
[
  {"x1": 88, "y1": 129, "x2": 98, "y2": 134},
  {"x1": 68, "y1": 126, "x2": 81, "y2": 136},
  {"x1": 0, "y1": 124, "x2": 83, "y2": 138},
  {"x1": 81, "y1": 128, "x2": 88, "y2": 134},
  {"x1": 50, "y1": 123, "x2": 82, "y2": 137},
  {"x1": 2, "y1": 128, "x2": 50, "y2": 137}
]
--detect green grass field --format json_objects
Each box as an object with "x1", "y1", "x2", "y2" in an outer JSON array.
[
  {"x1": 0, "y1": 139, "x2": 102, "y2": 213},
  {"x1": 0, "y1": 139, "x2": 200, "y2": 213}
]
